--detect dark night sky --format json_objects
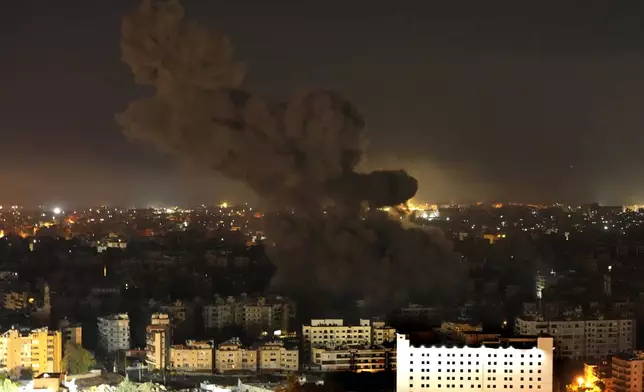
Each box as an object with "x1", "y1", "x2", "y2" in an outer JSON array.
[{"x1": 2, "y1": 1, "x2": 644, "y2": 207}]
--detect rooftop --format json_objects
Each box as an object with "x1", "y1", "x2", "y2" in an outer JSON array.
[
  {"x1": 404, "y1": 333, "x2": 550, "y2": 350},
  {"x1": 1, "y1": 326, "x2": 58, "y2": 337},
  {"x1": 219, "y1": 337, "x2": 243, "y2": 347},
  {"x1": 255, "y1": 339, "x2": 299, "y2": 351},
  {"x1": 517, "y1": 314, "x2": 633, "y2": 322},
  {"x1": 613, "y1": 351, "x2": 644, "y2": 361},
  {"x1": 312, "y1": 342, "x2": 394, "y2": 351},
  {"x1": 172, "y1": 344, "x2": 211, "y2": 350},
  {"x1": 99, "y1": 313, "x2": 129, "y2": 321}
]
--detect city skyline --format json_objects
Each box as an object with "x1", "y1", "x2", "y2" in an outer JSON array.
[{"x1": 4, "y1": 2, "x2": 644, "y2": 391}]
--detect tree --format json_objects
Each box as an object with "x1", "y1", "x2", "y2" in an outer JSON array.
[
  {"x1": 275, "y1": 375, "x2": 303, "y2": 392},
  {"x1": 62, "y1": 343, "x2": 96, "y2": 375},
  {"x1": 0, "y1": 378, "x2": 20, "y2": 392},
  {"x1": 116, "y1": 379, "x2": 139, "y2": 392},
  {"x1": 138, "y1": 382, "x2": 163, "y2": 392},
  {"x1": 19, "y1": 367, "x2": 33, "y2": 380}
]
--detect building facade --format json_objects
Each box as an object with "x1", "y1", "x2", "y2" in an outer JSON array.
[
  {"x1": 146, "y1": 313, "x2": 171, "y2": 370},
  {"x1": 150, "y1": 313, "x2": 171, "y2": 326},
  {"x1": 311, "y1": 344, "x2": 395, "y2": 373},
  {"x1": 372, "y1": 321, "x2": 397, "y2": 345},
  {"x1": 203, "y1": 296, "x2": 240, "y2": 330},
  {"x1": 4, "y1": 291, "x2": 29, "y2": 310},
  {"x1": 610, "y1": 352, "x2": 644, "y2": 392},
  {"x1": 203, "y1": 295, "x2": 295, "y2": 332},
  {"x1": 170, "y1": 340, "x2": 213, "y2": 372},
  {"x1": 215, "y1": 338, "x2": 257, "y2": 372},
  {"x1": 159, "y1": 300, "x2": 188, "y2": 323},
  {"x1": 97, "y1": 313, "x2": 130, "y2": 354},
  {"x1": 59, "y1": 319, "x2": 82, "y2": 348},
  {"x1": 515, "y1": 316, "x2": 635, "y2": 360},
  {"x1": 396, "y1": 333, "x2": 554, "y2": 392},
  {"x1": 302, "y1": 319, "x2": 395, "y2": 361},
  {"x1": 439, "y1": 322, "x2": 483, "y2": 336},
  {"x1": 257, "y1": 340, "x2": 299, "y2": 372},
  {"x1": 0, "y1": 327, "x2": 62, "y2": 376},
  {"x1": 302, "y1": 319, "x2": 372, "y2": 349}
]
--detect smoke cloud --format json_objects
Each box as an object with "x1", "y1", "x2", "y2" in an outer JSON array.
[{"x1": 117, "y1": 0, "x2": 468, "y2": 310}]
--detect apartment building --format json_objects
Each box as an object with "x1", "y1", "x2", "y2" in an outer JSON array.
[
  {"x1": 372, "y1": 321, "x2": 397, "y2": 345},
  {"x1": 440, "y1": 321, "x2": 483, "y2": 336},
  {"x1": 215, "y1": 338, "x2": 257, "y2": 372},
  {"x1": 150, "y1": 313, "x2": 171, "y2": 326},
  {"x1": 302, "y1": 319, "x2": 371, "y2": 350},
  {"x1": 396, "y1": 333, "x2": 554, "y2": 392},
  {"x1": 0, "y1": 327, "x2": 62, "y2": 377},
  {"x1": 4, "y1": 291, "x2": 29, "y2": 310},
  {"x1": 203, "y1": 295, "x2": 296, "y2": 333},
  {"x1": 610, "y1": 351, "x2": 644, "y2": 392},
  {"x1": 397, "y1": 304, "x2": 442, "y2": 324},
  {"x1": 146, "y1": 326, "x2": 169, "y2": 370},
  {"x1": 97, "y1": 313, "x2": 130, "y2": 354},
  {"x1": 159, "y1": 300, "x2": 188, "y2": 323},
  {"x1": 302, "y1": 319, "x2": 395, "y2": 361},
  {"x1": 203, "y1": 296, "x2": 240, "y2": 330},
  {"x1": 244, "y1": 297, "x2": 296, "y2": 333},
  {"x1": 146, "y1": 313, "x2": 171, "y2": 370},
  {"x1": 170, "y1": 340, "x2": 213, "y2": 372},
  {"x1": 311, "y1": 344, "x2": 396, "y2": 373},
  {"x1": 515, "y1": 316, "x2": 635, "y2": 360},
  {"x1": 59, "y1": 318, "x2": 82, "y2": 348},
  {"x1": 257, "y1": 340, "x2": 299, "y2": 372}
]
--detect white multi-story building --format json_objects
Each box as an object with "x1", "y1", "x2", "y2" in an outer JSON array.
[
  {"x1": 97, "y1": 313, "x2": 130, "y2": 354},
  {"x1": 515, "y1": 316, "x2": 635, "y2": 360},
  {"x1": 396, "y1": 333, "x2": 554, "y2": 392}
]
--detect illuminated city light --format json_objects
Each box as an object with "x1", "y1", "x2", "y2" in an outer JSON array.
[{"x1": 53, "y1": 207, "x2": 61, "y2": 215}]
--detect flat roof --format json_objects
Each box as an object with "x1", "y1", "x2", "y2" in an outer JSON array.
[{"x1": 405, "y1": 333, "x2": 549, "y2": 350}]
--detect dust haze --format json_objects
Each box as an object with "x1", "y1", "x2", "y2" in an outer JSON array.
[{"x1": 117, "y1": 0, "x2": 469, "y2": 311}]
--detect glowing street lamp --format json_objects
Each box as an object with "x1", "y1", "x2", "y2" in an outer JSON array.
[{"x1": 53, "y1": 207, "x2": 61, "y2": 215}]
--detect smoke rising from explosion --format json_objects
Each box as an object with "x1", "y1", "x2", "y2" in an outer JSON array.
[{"x1": 117, "y1": 0, "x2": 467, "y2": 310}]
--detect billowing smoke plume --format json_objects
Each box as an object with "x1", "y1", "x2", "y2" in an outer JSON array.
[{"x1": 118, "y1": 0, "x2": 467, "y2": 310}]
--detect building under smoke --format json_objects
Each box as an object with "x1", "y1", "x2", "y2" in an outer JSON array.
[{"x1": 116, "y1": 0, "x2": 468, "y2": 311}]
